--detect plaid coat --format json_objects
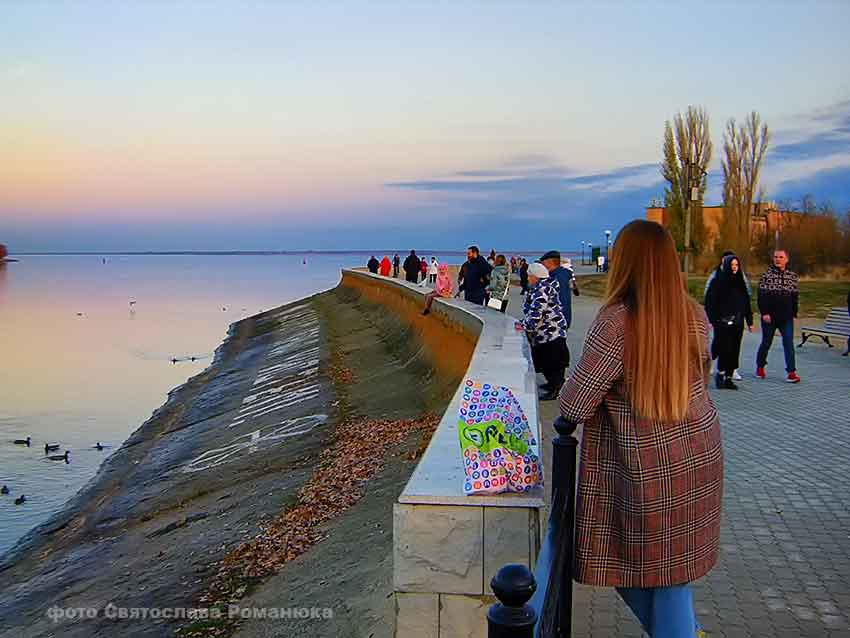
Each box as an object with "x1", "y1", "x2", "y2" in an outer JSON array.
[{"x1": 558, "y1": 302, "x2": 723, "y2": 587}]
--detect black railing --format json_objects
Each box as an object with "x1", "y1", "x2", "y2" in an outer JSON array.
[{"x1": 487, "y1": 416, "x2": 579, "y2": 638}]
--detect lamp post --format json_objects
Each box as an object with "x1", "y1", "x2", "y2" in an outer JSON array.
[
  {"x1": 604, "y1": 230, "x2": 611, "y2": 260},
  {"x1": 683, "y1": 156, "x2": 707, "y2": 275},
  {"x1": 581, "y1": 241, "x2": 585, "y2": 266}
]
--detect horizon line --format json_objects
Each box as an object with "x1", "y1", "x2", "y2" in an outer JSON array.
[{"x1": 8, "y1": 249, "x2": 583, "y2": 257}]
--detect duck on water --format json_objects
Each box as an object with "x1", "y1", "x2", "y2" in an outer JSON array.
[
  {"x1": 47, "y1": 451, "x2": 70, "y2": 462},
  {"x1": 13, "y1": 436, "x2": 31, "y2": 446}
]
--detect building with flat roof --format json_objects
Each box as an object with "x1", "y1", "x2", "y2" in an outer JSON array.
[{"x1": 646, "y1": 202, "x2": 797, "y2": 259}]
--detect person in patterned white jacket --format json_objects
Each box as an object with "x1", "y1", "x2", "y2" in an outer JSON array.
[
  {"x1": 522, "y1": 262, "x2": 569, "y2": 400},
  {"x1": 755, "y1": 249, "x2": 800, "y2": 383}
]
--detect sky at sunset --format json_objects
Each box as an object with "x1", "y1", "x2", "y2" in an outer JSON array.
[{"x1": 2, "y1": 1, "x2": 850, "y2": 252}]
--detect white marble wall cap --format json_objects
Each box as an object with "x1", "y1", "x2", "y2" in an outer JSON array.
[{"x1": 341, "y1": 269, "x2": 545, "y2": 509}]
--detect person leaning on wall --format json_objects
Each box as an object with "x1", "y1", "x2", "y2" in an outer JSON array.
[{"x1": 520, "y1": 262, "x2": 569, "y2": 400}]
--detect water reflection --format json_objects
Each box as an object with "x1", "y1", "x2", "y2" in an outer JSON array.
[{"x1": 0, "y1": 253, "x2": 367, "y2": 556}]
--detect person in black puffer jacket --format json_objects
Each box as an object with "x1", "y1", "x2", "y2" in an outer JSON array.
[{"x1": 705, "y1": 254, "x2": 753, "y2": 389}]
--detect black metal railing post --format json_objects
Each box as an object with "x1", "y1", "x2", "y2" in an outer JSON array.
[
  {"x1": 487, "y1": 564, "x2": 537, "y2": 638},
  {"x1": 549, "y1": 416, "x2": 579, "y2": 637},
  {"x1": 486, "y1": 416, "x2": 579, "y2": 638}
]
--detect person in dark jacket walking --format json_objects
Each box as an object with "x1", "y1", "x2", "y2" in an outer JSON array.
[
  {"x1": 392, "y1": 253, "x2": 400, "y2": 278},
  {"x1": 705, "y1": 255, "x2": 753, "y2": 389},
  {"x1": 367, "y1": 255, "x2": 380, "y2": 274},
  {"x1": 540, "y1": 250, "x2": 573, "y2": 329},
  {"x1": 519, "y1": 259, "x2": 529, "y2": 295},
  {"x1": 457, "y1": 261, "x2": 468, "y2": 292},
  {"x1": 705, "y1": 250, "x2": 751, "y2": 379},
  {"x1": 755, "y1": 249, "x2": 800, "y2": 383},
  {"x1": 402, "y1": 250, "x2": 421, "y2": 283},
  {"x1": 457, "y1": 245, "x2": 492, "y2": 305}
]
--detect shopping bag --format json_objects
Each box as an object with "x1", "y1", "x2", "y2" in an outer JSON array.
[
  {"x1": 457, "y1": 379, "x2": 542, "y2": 495},
  {"x1": 486, "y1": 297, "x2": 503, "y2": 310}
]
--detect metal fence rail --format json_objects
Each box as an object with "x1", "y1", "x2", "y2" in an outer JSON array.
[{"x1": 487, "y1": 416, "x2": 579, "y2": 638}]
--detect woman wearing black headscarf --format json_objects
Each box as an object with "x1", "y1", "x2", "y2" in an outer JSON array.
[{"x1": 705, "y1": 254, "x2": 753, "y2": 389}]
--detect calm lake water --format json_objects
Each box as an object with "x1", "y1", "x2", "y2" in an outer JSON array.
[{"x1": 0, "y1": 252, "x2": 459, "y2": 556}]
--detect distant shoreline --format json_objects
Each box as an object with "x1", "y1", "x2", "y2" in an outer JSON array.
[{"x1": 9, "y1": 249, "x2": 580, "y2": 257}]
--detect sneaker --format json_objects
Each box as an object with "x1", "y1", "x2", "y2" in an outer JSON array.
[
  {"x1": 786, "y1": 371, "x2": 801, "y2": 383},
  {"x1": 756, "y1": 367, "x2": 766, "y2": 379},
  {"x1": 723, "y1": 377, "x2": 738, "y2": 390},
  {"x1": 732, "y1": 370, "x2": 742, "y2": 380},
  {"x1": 538, "y1": 391, "x2": 558, "y2": 401},
  {"x1": 714, "y1": 373, "x2": 724, "y2": 389}
]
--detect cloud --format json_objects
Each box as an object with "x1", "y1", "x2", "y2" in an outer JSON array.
[
  {"x1": 386, "y1": 158, "x2": 664, "y2": 245},
  {"x1": 389, "y1": 162, "x2": 660, "y2": 196},
  {"x1": 764, "y1": 99, "x2": 850, "y2": 206},
  {"x1": 773, "y1": 164, "x2": 850, "y2": 210}
]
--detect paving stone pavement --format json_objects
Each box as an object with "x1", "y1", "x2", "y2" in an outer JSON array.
[{"x1": 507, "y1": 285, "x2": 850, "y2": 638}]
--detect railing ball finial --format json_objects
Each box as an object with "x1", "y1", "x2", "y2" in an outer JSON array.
[
  {"x1": 553, "y1": 416, "x2": 578, "y2": 436},
  {"x1": 487, "y1": 564, "x2": 537, "y2": 637}
]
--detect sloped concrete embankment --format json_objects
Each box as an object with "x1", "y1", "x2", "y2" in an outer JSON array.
[
  {"x1": 222, "y1": 276, "x2": 479, "y2": 638},
  {"x1": 0, "y1": 277, "x2": 476, "y2": 638}
]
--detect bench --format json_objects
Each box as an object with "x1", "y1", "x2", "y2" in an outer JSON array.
[{"x1": 798, "y1": 307, "x2": 850, "y2": 352}]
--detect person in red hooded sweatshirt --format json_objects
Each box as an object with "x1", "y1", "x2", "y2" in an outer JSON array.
[{"x1": 379, "y1": 256, "x2": 392, "y2": 277}]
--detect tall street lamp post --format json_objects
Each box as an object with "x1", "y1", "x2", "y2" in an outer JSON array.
[
  {"x1": 604, "y1": 230, "x2": 611, "y2": 260},
  {"x1": 581, "y1": 241, "x2": 585, "y2": 266},
  {"x1": 683, "y1": 157, "x2": 707, "y2": 275}
]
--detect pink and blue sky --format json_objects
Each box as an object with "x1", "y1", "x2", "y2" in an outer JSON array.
[{"x1": 2, "y1": 1, "x2": 849, "y2": 252}]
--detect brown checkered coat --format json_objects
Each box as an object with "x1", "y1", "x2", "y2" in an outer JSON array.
[{"x1": 559, "y1": 302, "x2": 723, "y2": 587}]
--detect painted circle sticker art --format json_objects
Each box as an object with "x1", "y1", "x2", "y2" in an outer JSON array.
[{"x1": 458, "y1": 379, "x2": 542, "y2": 495}]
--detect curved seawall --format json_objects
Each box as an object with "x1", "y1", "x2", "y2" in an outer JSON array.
[
  {"x1": 338, "y1": 269, "x2": 479, "y2": 380},
  {"x1": 338, "y1": 269, "x2": 543, "y2": 638}
]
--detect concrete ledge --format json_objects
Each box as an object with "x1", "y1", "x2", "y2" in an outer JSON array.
[
  {"x1": 339, "y1": 269, "x2": 544, "y2": 508},
  {"x1": 338, "y1": 270, "x2": 543, "y2": 638}
]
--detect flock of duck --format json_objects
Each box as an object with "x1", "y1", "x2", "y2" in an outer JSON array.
[{"x1": 2, "y1": 437, "x2": 108, "y2": 506}]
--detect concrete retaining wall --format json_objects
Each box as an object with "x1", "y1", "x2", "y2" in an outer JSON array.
[{"x1": 339, "y1": 270, "x2": 544, "y2": 638}]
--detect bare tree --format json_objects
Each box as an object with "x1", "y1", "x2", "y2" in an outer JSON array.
[
  {"x1": 660, "y1": 106, "x2": 712, "y2": 268},
  {"x1": 721, "y1": 111, "x2": 770, "y2": 258}
]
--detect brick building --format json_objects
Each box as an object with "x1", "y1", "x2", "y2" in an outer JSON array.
[{"x1": 646, "y1": 202, "x2": 796, "y2": 257}]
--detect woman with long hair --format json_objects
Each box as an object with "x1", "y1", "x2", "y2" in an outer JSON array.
[
  {"x1": 559, "y1": 220, "x2": 722, "y2": 637},
  {"x1": 704, "y1": 254, "x2": 753, "y2": 389}
]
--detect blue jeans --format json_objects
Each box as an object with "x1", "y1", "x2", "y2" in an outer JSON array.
[
  {"x1": 617, "y1": 585, "x2": 698, "y2": 637},
  {"x1": 756, "y1": 318, "x2": 796, "y2": 372}
]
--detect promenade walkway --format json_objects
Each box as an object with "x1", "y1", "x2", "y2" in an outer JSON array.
[{"x1": 505, "y1": 282, "x2": 850, "y2": 638}]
